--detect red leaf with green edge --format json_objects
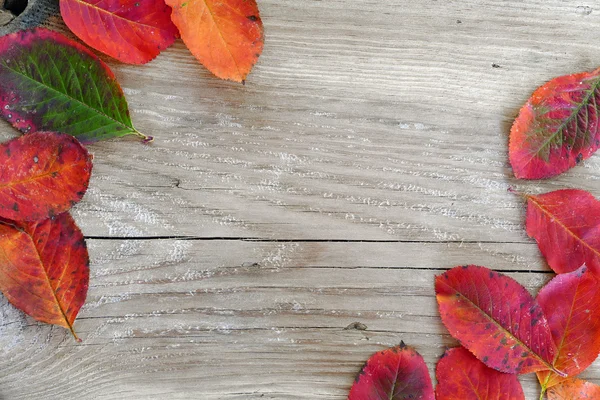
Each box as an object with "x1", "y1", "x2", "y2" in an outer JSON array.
[
  {"x1": 0, "y1": 28, "x2": 150, "y2": 143},
  {"x1": 536, "y1": 266, "x2": 600, "y2": 391},
  {"x1": 165, "y1": 0, "x2": 264, "y2": 82},
  {"x1": 348, "y1": 342, "x2": 434, "y2": 400},
  {"x1": 435, "y1": 347, "x2": 524, "y2": 400},
  {"x1": 60, "y1": 0, "x2": 179, "y2": 64},
  {"x1": 509, "y1": 68, "x2": 600, "y2": 179},
  {"x1": 0, "y1": 213, "x2": 89, "y2": 340},
  {"x1": 547, "y1": 378, "x2": 600, "y2": 400},
  {"x1": 0, "y1": 132, "x2": 91, "y2": 222},
  {"x1": 435, "y1": 265, "x2": 559, "y2": 375},
  {"x1": 526, "y1": 189, "x2": 600, "y2": 275}
]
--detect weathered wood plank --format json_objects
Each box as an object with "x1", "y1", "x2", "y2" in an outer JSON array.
[
  {"x1": 0, "y1": 240, "x2": 593, "y2": 399},
  {"x1": 1, "y1": 0, "x2": 600, "y2": 399}
]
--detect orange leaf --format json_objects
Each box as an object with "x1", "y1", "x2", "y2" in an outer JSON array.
[
  {"x1": 60, "y1": 0, "x2": 179, "y2": 64},
  {"x1": 547, "y1": 378, "x2": 600, "y2": 400},
  {"x1": 0, "y1": 132, "x2": 92, "y2": 222},
  {"x1": 0, "y1": 213, "x2": 89, "y2": 339},
  {"x1": 165, "y1": 0, "x2": 264, "y2": 82}
]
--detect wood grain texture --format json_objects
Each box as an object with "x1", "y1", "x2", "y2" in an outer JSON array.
[{"x1": 1, "y1": 1, "x2": 600, "y2": 399}]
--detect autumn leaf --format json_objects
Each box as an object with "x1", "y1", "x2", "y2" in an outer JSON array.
[
  {"x1": 165, "y1": 0, "x2": 264, "y2": 82},
  {"x1": 525, "y1": 189, "x2": 600, "y2": 275},
  {"x1": 0, "y1": 28, "x2": 149, "y2": 142},
  {"x1": 509, "y1": 68, "x2": 600, "y2": 179},
  {"x1": 348, "y1": 342, "x2": 434, "y2": 400},
  {"x1": 0, "y1": 213, "x2": 89, "y2": 340},
  {"x1": 547, "y1": 378, "x2": 600, "y2": 400},
  {"x1": 0, "y1": 132, "x2": 92, "y2": 222},
  {"x1": 435, "y1": 346, "x2": 524, "y2": 400},
  {"x1": 536, "y1": 266, "x2": 600, "y2": 391},
  {"x1": 435, "y1": 265, "x2": 559, "y2": 375},
  {"x1": 60, "y1": 0, "x2": 179, "y2": 64}
]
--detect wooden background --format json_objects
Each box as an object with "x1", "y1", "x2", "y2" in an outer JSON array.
[{"x1": 1, "y1": 1, "x2": 600, "y2": 399}]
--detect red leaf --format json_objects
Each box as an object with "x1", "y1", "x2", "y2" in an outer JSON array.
[
  {"x1": 0, "y1": 132, "x2": 92, "y2": 221},
  {"x1": 165, "y1": 0, "x2": 264, "y2": 82},
  {"x1": 348, "y1": 342, "x2": 434, "y2": 400},
  {"x1": 509, "y1": 68, "x2": 600, "y2": 179},
  {"x1": 435, "y1": 347, "x2": 524, "y2": 400},
  {"x1": 536, "y1": 266, "x2": 600, "y2": 390},
  {"x1": 547, "y1": 378, "x2": 600, "y2": 400},
  {"x1": 435, "y1": 265, "x2": 558, "y2": 375},
  {"x1": 526, "y1": 189, "x2": 600, "y2": 275},
  {"x1": 60, "y1": 0, "x2": 179, "y2": 64},
  {"x1": 0, "y1": 213, "x2": 89, "y2": 339}
]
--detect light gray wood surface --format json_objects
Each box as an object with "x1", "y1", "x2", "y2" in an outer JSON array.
[{"x1": 1, "y1": 1, "x2": 600, "y2": 399}]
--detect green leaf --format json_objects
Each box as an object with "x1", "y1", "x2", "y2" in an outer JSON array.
[{"x1": 0, "y1": 28, "x2": 149, "y2": 143}]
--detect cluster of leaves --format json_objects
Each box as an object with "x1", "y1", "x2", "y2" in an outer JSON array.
[
  {"x1": 347, "y1": 68, "x2": 600, "y2": 399},
  {"x1": 0, "y1": 26, "x2": 173, "y2": 338},
  {"x1": 59, "y1": 0, "x2": 264, "y2": 82}
]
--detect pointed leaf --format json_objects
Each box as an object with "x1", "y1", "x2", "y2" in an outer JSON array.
[
  {"x1": 435, "y1": 346, "x2": 524, "y2": 400},
  {"x1": 165, "y1": 0, "x2": 264, "y2": 82},
  {"x1": 0, "y1": 213, "x2": 89, "y2": 339},
  {"x1": 547, "y1": 378, "x2": 600, "y2": 400},
  {"x1": 526, "y1": 189, "x2": 600, "y2": 275},
  {"x1": 536, "y1": 266, "x2": 600, "y2": 390},
  {"x1": 348, "y1": 342, "x2": 434, "y2": 400},
  {"x1": 0, "y1": 132, "x2": 92, "y2": 222},
  {"x1": 60, "y1": 0, "x2": 179, "y2": 64},
  {"x1": 435, "y1": 265, "x2": 557, "y2": 374},
  {"x1": 0, "y1": 28, "x2": 149, "y2": 143},
  {"x1": 509, "y1": 68, "x2": 600, "y2": 179}
]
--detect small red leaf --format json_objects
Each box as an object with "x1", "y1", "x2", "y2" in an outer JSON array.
[
  {"x1": 0, "y1": 132, "x2": 92, "y2": 221},
  {"x1": 60, "y1": 0, "x2": 179, "y2": 64},
  {"x1": 536, "y1": 266, "x2": 600, "y2": 389},
  {"x1": 435, "y1": 265, "x2": 557, "y2": 375},
  {"x1": 0, "y1": 213, "x2": 89, "y2": 339},
  {"x1": 547, "y1": 378, "x2": 600, "y2": 400},
  {"x1": 526, "y1": 189, "x2": 600, "y2": 275},
  {"x1": 509, "y1": 68, "x2": 600, "y2": 179},
  {"x1": 435, "y1": 347, "x2": 524, "y2": 400},
  {"x1": 348, "y1": 343, "x2": 434, "y2": 400}
]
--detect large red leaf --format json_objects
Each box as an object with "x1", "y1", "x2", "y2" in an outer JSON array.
[
  {"x1": 60, "y1": 0, "x2": 179, "y2": 64},
  {"x1": 435, "y1": 265, "x2": 558, "y2": 375},
  {"x1": 348, "y1": 342, "x2": 434, "y2": 400},
  {"x1": 165, "y1": 0, "x2": 264, "y2": 82},
  {"x1": 0, "y1": 213, "x2": 89, "y2": 339},
  {"x1": 547, "y1": 378, "x2": 600, "y2": 400},
  {"x1": 509, "y1": 68, "x2": 600, "y2": 179},
  {"x1": 435, "y1": 347, "x2": 524, "y2": 400},
  {"x1": 526, "y1": 189, "x2": 600, "y2": 275},
  {"x1": 536, "y1": 266, "x2": 600, "y2": 390},
  {"x1": 0, "y1": 132, "x2": 92, "y2": 221}
]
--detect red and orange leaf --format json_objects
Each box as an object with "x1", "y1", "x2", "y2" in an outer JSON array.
[
  {"x1": 536, "y1": 266, "x2": 600, "y2": 390},
  {"x1": 436, "y1": 347, "x2": 524, "y2": 400},
  {"x1": 0, "y1": 213, "x2": 89, "y2": 339},
  {"x1": 60, "y1": 0, "x2": 179, "y2": 64},
  {"x1": 165, "y1": 0, "x2": 264, "y2": 82},
  {"x1": 509, "y1": 68, "x2": 600, "y2": 179},
  {"x1": 348, "y1": 342, "x2": 434, "y2": 400},
  {"x1": 435, "y1": 265, "x2": 558, "y2": 375},
  {"x1": 526, "y1": 189, "x2": 600, "y2": 275},
  {"x1": 0, "y1": 132, "x2": 92, "y2": 221},
  {"x1": 547, "y1": 378, "x2": 600, "y2": 400}
]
